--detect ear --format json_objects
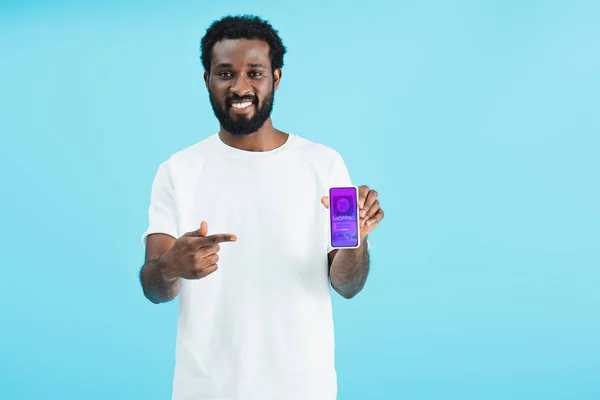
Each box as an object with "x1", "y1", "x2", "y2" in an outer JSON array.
[
  {"x1": 273, "y1": 68, "x2": 282, "y2": 91},
  {"x1": 204, "y1": 70, "x2": 209, "y2": 89}
]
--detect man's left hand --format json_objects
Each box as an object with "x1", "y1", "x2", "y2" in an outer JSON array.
[{"x1": 321, "y1": 185, "x2": 384, "y2": 240}]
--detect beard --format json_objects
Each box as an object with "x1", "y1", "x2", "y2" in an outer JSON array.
[{"x1": 209, "y1": 86, "x2": 275, "y2": 136}]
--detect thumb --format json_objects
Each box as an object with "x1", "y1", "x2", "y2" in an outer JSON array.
[
  {"x1": 321, "y1": 196, "x2": 329, "y2": 209},
  {"x1": 199, "y1": 221, "x2": 208, "y2": 237},
  {"x1": 185, "y1": 221, "x2": 208, "y2": 237}
]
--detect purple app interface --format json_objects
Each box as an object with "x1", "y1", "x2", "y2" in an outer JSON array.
[{"x1": 330, "y1": 187, "x2": 359, "y2": 247}]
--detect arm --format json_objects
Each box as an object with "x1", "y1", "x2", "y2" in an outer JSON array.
[
  {"x1": 328, "y1": 239, "x2": 370, "y2": 299},
  {"x1": 323, "y1": 185, "x2": 383, "y2": 299},
  {"x1": 139, "y1": 233, "x2": 180, "y2": 304},
  {"x1": 139, "y1": 222, "x2": 237, "y2": 304}
]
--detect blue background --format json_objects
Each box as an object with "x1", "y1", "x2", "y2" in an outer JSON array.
[{"x1": 1, "y1": 1, "x2": 599, "y2": 399}]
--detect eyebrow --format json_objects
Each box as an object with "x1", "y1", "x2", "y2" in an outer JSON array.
[
  {"x1": 214, "y1": 63, "x2": 266, "y2": 69},
  {"x1": 215, "y1": 63, "x2": 233, "y2": 69}
]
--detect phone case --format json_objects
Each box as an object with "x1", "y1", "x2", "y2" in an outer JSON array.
[{"x1": 329, "y1": 185, "x2": 361, "y2": 249}]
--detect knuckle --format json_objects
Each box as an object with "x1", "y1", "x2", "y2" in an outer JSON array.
[
  {"x1": 192, "y1": 252, "x2": 201, "y2": 262},
  {"x1": 194, "y1": 262, "x2": 205, "y2": 272},
  {"x1": 185, "y1": 238, "x2": 196, "y2": 250},
  {"x1": 201, "y1": 244, "x2": 219, "y2": 257},
  {"x1": 206, "y1": 265, "x2": 218, "y2": 275}
]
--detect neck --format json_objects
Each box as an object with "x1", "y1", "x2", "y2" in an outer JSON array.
[{"x1": 218, "y1": 118, "x2": 288, "y2": 152}]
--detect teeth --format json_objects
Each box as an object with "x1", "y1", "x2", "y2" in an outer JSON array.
[{"x1": 231, "y1": 102, "x2": 252, "y2": 109}]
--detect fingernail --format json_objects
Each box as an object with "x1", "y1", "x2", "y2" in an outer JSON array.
[
  {"x1": 366, "y1": 220, "x2": 372, "y2": 226},
  {"x1": 231, "y1": 235, "x2": 237, "y2": 241}
]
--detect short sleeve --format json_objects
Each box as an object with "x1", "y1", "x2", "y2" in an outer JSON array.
[
  {"x1": 330, "y1": 151, "x2": 352, "y2": 188},
  {"x1": 327, "y1": 152, "x2": 371, "y2": 253},
  {"x1": 141, "y1": 161, "x2": 179, "y2": 246}
]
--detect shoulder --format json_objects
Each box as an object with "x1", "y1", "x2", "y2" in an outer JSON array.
[
  {"x1": 290, "y1": 134, "x2": 345, "y2": 167},
  {"x1": 289, "y1": 134, "x2": 352, "y2": 186},
  {"x1": 161, "y1": 133, "x2": 218, "y2": 172}
]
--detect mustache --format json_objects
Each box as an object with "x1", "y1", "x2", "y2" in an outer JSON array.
[{"x1": 225, "y1": 95, "x2": 258, "y2": 107}]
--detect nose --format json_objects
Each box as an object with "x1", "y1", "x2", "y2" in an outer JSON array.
[{"x1": 230, "y1": 74, "x2": 253, "y2": 97}]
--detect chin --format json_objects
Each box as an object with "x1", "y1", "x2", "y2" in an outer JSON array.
[{"x1": 231, "y1": 114, "x2": 253, "y2": 121}]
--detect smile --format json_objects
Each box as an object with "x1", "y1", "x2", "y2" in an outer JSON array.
[{"x1": 230, "y1": 101, "x2": 253, "y2": 109}]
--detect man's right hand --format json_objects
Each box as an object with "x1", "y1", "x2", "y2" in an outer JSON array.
[{"x1": 159, "y1": 221, "x2": 237, "y2": 281}]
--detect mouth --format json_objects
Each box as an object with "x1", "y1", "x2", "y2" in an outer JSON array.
[
  {"x1": 230, "y1": 101, "x2": 253, "y2": 110},
  {"x1": 228, "y1": 99, "x2": 256, "y2": 115}
]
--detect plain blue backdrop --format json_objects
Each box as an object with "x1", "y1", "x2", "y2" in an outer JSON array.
[{"x1": 1, "y1": 1, "x2": 599, "y2": 399}]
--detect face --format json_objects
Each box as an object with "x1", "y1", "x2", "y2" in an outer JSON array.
[{"x1": 205, "y1": 39, "x2": 281, "y2": 135}]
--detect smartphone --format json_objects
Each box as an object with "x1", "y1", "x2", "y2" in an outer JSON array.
[{"x1": 329, "y1": 186, "x2": 361, "y2": 249}]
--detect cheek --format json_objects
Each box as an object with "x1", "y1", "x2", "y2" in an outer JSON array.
[
  {"x1": 209, "y1": 79, "x2": 228, "y2": 96},
  {"x1": 209, "y1": 89, "x2": 227, "y2": 106},
  {"x1": 256, "y1": 84, "x2": 273, "y2": 101}
]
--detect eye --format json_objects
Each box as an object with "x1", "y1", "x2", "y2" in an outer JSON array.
[
  {"x1": 249, "y1": 71, "x2": 263, "y2": 78},
  {"x1": 219, "y1": 71, "x2": 232, "y2": 78}
]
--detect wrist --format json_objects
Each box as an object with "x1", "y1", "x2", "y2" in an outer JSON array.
[
  {"x1": 156, "y1": 252, "x2": 178, "y2": 283},
  {"x1": 360, "y1": 234, "x2": 368, "y2": 246}
]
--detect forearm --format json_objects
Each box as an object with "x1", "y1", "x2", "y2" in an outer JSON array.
[
  {"x1": 329, "y1": 239, "x2": 370, "y2": 299},
  {"x1": 139, "y1": 256, "x2": 180, "y2": 304}
]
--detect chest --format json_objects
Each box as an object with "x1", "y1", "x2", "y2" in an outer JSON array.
[{"x1": 174, "y1": 158, "x2": 329, "y2": 255}]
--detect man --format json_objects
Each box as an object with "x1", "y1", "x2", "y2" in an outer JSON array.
[{"x1": 139, "y1": 14, "x2": 384, "y2": 400}]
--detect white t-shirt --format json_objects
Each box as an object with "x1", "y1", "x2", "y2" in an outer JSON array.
[{"x1": 141, "y1": 133, "x2": 355, "y2": 400}]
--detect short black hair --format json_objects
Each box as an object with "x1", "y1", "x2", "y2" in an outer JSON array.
[{"x1": 200, "y1": 14, "x2": 287, "y2": 73}]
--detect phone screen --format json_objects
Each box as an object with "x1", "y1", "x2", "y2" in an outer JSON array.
[{"x1": 329, "y1": 186, "x2": 360, "y2": 248}]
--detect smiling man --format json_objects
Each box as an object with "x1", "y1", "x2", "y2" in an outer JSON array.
[{"x1": 139, "y1": 15, "x2": 384, "y2": 400}]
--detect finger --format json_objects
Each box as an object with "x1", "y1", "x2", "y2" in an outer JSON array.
[
  {"x1": 199, "y1": 221, "x2": 208, "y2": 237},
  {"x1": 192, "y1": 264, "x2": 218, "y2": 279},
  {"x1": 321, "y1": 196, "x2": 329, "y2": 209},
  {"x1": 196, "y1": 243, "x2": 220, "y2": 256},
  {"x1": 361, "y1": 200, "x2": 380, "y2": 225},
  {"x1": 358, "y1": 185, "x2": 370, "y2": 209},
  {"x1": 365, "y1": 209, "x2": 384, "y2": 227},
  {"x1": 187, "y1": 253, "x2": 220, "y2": 279},
  {"x1": 184, "y1": 220, "x2": 208, "y2": 237},
  {"x1": 365, "y1": 200, "x2": 380, "y2": 219},
  {"x1": 361, "y1": 189, "x2": 378, "y2": 214},
  {"x1": 202, "y1": 233, "x2": 237, "y2": 244},
  {"x1": 195, "y1": 253, "x2": 220, "y2": 270}
]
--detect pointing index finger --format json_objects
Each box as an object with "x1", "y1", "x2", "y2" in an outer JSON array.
[{"x1": 205, "y1": 233, "x2": 237, "y2": 243}]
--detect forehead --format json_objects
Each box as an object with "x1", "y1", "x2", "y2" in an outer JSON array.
[{"x1": 211, "y1": 39, "x2": 271, "y2": 68}]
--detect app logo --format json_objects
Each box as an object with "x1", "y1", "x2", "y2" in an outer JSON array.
[{"x1": 334, "y1": 195, "x2": 354, "y2": 216}]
